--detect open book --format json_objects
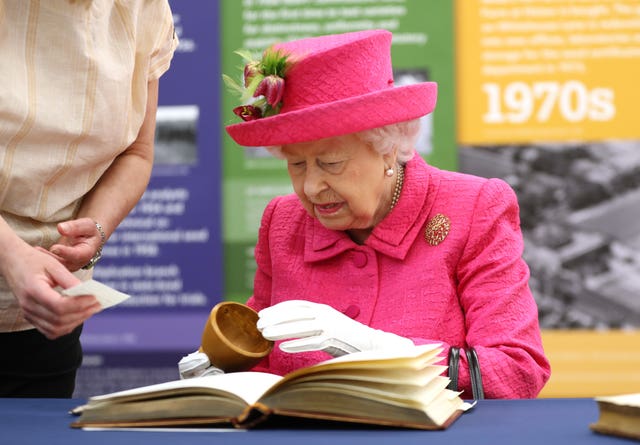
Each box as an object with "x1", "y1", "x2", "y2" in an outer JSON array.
[
  {"x1": 71, "y1": 344, "x2": 472, "y2": 430},
  {"x1": 590, "y1": 392, "x2": 640, "y2": 440}
]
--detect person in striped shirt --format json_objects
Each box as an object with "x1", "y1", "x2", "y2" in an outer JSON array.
[{"x1": 0, "y1": 0, "x2": 178, "y2": 397}]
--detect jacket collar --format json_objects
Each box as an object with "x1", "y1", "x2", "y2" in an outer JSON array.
[{"x1": 304, "y1": 154, "x2": 438, "y2": 262}]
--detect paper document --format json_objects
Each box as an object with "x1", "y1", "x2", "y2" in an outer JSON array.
[{"x1": 61, "y1": 279, "x2": 130, "y2": 309}]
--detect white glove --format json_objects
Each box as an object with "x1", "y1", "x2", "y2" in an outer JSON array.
[
  {"x1": 178, "y1": 351, "x2": 223, "y2": 379},
  {"x1": 257, "y1": 300, "x2": 414, "y2": 357}
]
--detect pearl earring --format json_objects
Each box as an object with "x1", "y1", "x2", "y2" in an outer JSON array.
[{"x1": 385, "y1": 168, "x2": 394, "y2": 177}]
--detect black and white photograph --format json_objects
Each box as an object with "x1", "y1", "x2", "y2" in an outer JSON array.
[{"x1": 459, "y1": 140, "x2": 640, "y2": 329}]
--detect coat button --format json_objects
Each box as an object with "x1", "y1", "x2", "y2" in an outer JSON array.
[
  {"x1": 343, "y1": 305, "x2": 360, "y2": 319},
  {"x1": 352, "y1": 251, "x2": 367, "y2": 268}
]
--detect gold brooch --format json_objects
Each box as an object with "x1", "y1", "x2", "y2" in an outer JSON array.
[{"x1": 424, "y1": 213, "x2": 450, "y2": 246}]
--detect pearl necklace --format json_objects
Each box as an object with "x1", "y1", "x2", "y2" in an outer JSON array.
[{"x1": 390, "y1": 164, "x2": 404, "y2": 210}]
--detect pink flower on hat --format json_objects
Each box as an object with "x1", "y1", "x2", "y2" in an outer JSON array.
[
  {"x1": 233, "y1": 105, "x2": 262, "y2": 122},
  {"x1": 254, "y1": 75, "x2": 285, "y2": 108}
]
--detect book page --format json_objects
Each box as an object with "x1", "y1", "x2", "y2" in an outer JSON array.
[
  {"x1": 324, "y1": 343, "x2": 443, "y2": 366},
  {"x1": 270, "y1": 374, "x2": 452, "y2": 409},
  {"x1": 283, "y1": 364, "x2": 448, "y2": 387},
  {"x1": 85, "y1": 372, "x2": 282, "y2": 406},
  {"x1": 275, "y1": 343, "x2": 444, "y2": 383},
  {"x1": 260, "y1": 344, "x2": 445, "y2": 399}
]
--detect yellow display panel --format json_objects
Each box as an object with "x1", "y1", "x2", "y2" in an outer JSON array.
[
  {"x1": 539, "y1": 330, "x2": 640, "y2": 398},
  {"x1": 456, "y1": 1, "x2": 640, "y2": 144}
]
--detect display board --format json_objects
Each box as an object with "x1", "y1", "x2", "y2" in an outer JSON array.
[{"x1": 456, "y1": 0, "x2": 640, "y2": 397}]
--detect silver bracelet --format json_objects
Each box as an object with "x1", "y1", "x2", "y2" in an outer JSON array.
[{"x1": 81, "y1": 221, "x2": 106, "y2": 270}]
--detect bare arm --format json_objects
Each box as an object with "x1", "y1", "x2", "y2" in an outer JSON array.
[{"x1": 48, "y1": 79, "x2": 160, "y2": 271}]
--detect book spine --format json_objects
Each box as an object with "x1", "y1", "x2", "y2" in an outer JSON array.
[{"x1": 234, "y1": 402, "x2": 273, "y2": 429}]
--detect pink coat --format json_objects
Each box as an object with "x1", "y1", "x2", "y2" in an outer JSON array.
[{"x1": 247, "y1": 154, "x2": 551, "y2": 399}]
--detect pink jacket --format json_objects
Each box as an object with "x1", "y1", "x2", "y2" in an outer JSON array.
[{"x1": 247, "y1": 154, "x2": 551, "y2": 399}]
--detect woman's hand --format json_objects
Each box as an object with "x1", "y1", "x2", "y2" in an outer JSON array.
[
  {"x1": 44, "y1": 218, "x2": 105, "y2": 272},
  {"x1": 178, "y1": 351, "x2": 224, "y2": 379},
  {"x1": 3, "y1": 241, "x2": 101, "y2": 339},
  {"x1": 257, "y1": 300, "x2": 414, "y2": 357}
]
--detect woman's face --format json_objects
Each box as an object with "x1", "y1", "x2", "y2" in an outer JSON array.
[{"x1": 281, "y1": 133, "x2": 396, "y2": 235}]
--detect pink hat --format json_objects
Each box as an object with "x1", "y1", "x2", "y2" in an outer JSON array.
[{"x1": 225, "y1": 29, "x2": 437, "y2": 147}]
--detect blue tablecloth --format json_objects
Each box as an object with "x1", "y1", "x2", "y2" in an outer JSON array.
[{"x1": 0, "y1": 397, "x2": 630, "y2": 445}]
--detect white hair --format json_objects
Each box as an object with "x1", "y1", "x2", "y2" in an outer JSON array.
[{"x1": 266, "y1": 118, "x2": 421, "y2": 164}]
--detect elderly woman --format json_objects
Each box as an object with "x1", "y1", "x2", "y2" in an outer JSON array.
[{"x1": 184, "y1": 29, "x2": 550, "y2": 399}]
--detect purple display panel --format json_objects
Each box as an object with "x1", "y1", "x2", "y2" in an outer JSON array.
[{"x1": 80, "y1": 1, "x2": 222, "y2": 356}]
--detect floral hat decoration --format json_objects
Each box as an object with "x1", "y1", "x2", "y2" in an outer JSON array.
[
  {"x1": 224, "y1": 29, "x2": 438, "y2": 147},
  {"x1": 223, "y1": 48, "x2": 293, "y2": 122}
]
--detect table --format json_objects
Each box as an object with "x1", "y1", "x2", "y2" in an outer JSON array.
[{"x1": 0, "y1": 398, "x2": 630, "y2": 445}]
